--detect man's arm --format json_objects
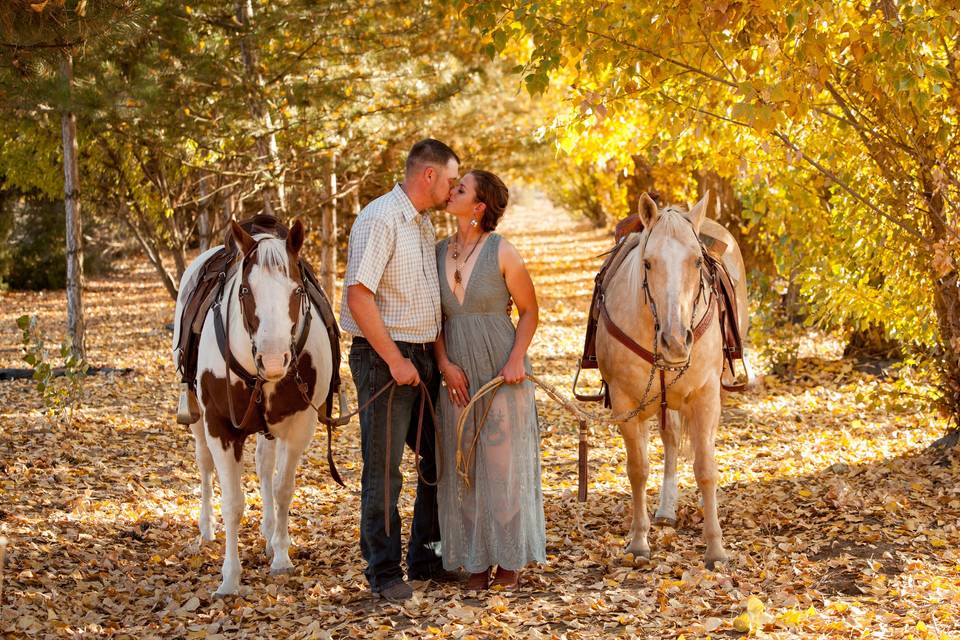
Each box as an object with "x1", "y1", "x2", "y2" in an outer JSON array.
[{"x1": 347, "y1": 284, "x2": 420, "y2": 386}]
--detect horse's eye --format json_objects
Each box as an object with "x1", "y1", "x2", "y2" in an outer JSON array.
[{"x1": 643, "y1": 259, "x2": 651, "y2": 270}]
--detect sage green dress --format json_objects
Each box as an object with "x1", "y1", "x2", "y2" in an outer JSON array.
[{"x1": 436, "y1": 233, "x2": 546, "y2": 573}]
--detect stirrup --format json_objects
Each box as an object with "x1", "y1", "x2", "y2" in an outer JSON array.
[
  {"x1": 176, "y1": 383, "x2": 202, "y2": 424},
  {"x1": 572, "y1": 362, "x2": 607, "y2": 402},
  {"x1": 720, "y1": 356, "x2": 750, "y2": 392}
]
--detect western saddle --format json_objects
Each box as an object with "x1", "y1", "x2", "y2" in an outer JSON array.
[
  {"x1": 174, "y1": 214, "x2": 342, "y2": 425},
  {"x1": 575, "y1": 211, "x2": 746, "y2": 405}
]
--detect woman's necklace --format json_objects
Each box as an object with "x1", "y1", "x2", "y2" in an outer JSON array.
[{"x1": 451, "y1": 231, "x2": 484, "y2": 286}]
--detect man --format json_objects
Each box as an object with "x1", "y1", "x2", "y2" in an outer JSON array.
[{"x1": 341, "y1": 139, "x2": 460, "y2": 601}]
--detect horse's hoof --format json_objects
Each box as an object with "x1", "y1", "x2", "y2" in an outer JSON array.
[
  {"x1": 653, "y1": 516, "x2": 677, "y2": 528},
  {"x1": 212, "y1": 588, "x2": 236, "y2": 599},
  {"x1": 270, "y1": 566, "x2": 294, "y2": 576},
  {"x1": 705, "y1": 555, "x2": 729, "y2": 571},
  {"x1": 624, "y1": 548, "x2": 651, "y2": 566}
]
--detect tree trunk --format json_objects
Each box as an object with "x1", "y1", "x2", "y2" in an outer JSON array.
[
  {"x1": 350, "y1": 179, "x2": 361, "y2": 219},
  {"x1": 120, "y1": 201, "x2": 179, "y2": 300},
  {"x1": 320, "y1": 154, "x2": 338, "y2": 299},
  {"x1": 923, "y1": 170, "x2": 960, "y2": 442},
  {"x1": 236, "y1": 0, "x2": 286, "y2": 217},
  {"x1": 624, "y1": 155, "x2": 656, "y2": 215},
  {"x1": 60, "y1": 53, "x2": 86, "y2": 362},
  {"x1": 223, "y1": 187, "x2": 236, "y2": 224},
  {"x1": 198, "y1": 172, "x2": 211, "y2": 251}
]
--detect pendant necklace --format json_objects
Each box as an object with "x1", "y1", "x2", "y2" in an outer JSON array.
[{"x1": 451, "y1": 231, "x2": 484, "y2": 287}]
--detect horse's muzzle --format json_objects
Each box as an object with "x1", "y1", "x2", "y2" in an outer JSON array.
[
  {"x1": 658, "y1": 328, "x2": 693, "y2": 365},
  {"x1": 257, "y1": 351, "x2": 291, "y2": 381}
]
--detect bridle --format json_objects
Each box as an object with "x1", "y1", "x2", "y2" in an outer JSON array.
[
  {"x1": 213, "y1": 239, "x2": 313, "y2": 435},
  {"x1": 598, "y1": 212, "x2": 719, "y2": 425},
  {"x1": 637, "y1": 213, "x2": 715, "y2": 371}
]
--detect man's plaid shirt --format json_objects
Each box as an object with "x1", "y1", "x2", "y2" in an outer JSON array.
[{"x1": 340, "y1": 184, "x2": 442, "y2": 343}]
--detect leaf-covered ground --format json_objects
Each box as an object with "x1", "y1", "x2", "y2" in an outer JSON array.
[{"x1": 1, "y1": 191, "x2": 958, "y2": 639}]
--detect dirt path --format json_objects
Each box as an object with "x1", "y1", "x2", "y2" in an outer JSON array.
[{"x1": 0, "y1": 191, "x2": 957, "y2": 638}]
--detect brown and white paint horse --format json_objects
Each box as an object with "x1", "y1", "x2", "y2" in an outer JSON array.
[
  {"x1": 172, "y1": 220, "x2": 333, "y2": 596},
  {"x1": 596, "y1": 192, "x2": 750, "y2": 569}
]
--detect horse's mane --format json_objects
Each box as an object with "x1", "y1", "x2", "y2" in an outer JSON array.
[
  {"x1": 650, "y1": 206, "x2": 693, "y2": 240},
  {"x1": 251, "y1": 236, "x2": 290, "y2": 277}
]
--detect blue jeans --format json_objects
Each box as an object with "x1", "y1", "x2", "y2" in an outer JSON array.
[{"x1": 349, "y1": 337, "x2": 442, "y2": 591}]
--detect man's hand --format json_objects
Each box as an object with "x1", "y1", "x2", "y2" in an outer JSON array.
[
  {"x1": 389, "y1": 357, "x2": 421, "y2": 387},
  {"x1": 348, "y1": 284, "x2": 420, "y2": 386}
]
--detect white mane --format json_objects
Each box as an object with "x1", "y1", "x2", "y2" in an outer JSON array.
[{"x1": 252, "y1": 236, "x2": 290, "y2": 277}]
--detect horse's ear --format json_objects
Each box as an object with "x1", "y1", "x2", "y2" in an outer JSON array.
[
  {"x1": 287, "y1": 218, "x2": 305, "y2": 255},
  {"x1": 638, "y1": 192, "x2": 659, "y2": 227},
  {"x1": 685, "y1": 191, "x2": 711, "y2": 233},
  {"x1": 230, "y1": 220, "x2": 256, "y2": 255}
]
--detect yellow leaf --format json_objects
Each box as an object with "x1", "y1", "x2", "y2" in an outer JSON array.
[
  {"x1": 818, "y1": 65, "x2": 831, "y2": 84},
  {"x1": 30, "y1": 1, "x2": 48, "y2": 12},
  {"x1": 427, "y1": 626, "x2": 442, "y2": 635},
  {"x1": 798, "y1": 488, "x2": 812, "y2": 498},
  {"x1": 732, "y1": 613, "x2": 751, "y2": 633},
  {"x1": 747, "y1": 595, "x2": 765, "y2": 615},
  {"x1": 778, "y1": 609, "x2": 808, "y2": 627}
]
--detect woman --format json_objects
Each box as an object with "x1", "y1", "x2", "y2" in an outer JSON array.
[{"x1": 434, "y1": 170, "x2": 545, "y2": 590}]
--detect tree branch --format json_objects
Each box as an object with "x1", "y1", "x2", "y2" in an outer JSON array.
[{"x1": 771, "y1": 130, "x2": 923, "y2": 239}]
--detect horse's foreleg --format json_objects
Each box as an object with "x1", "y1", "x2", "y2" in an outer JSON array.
[
  {"x1": 655, "y1": 409, "x2": 680, "y2": 527},
  {"x1": 269, "y1": 420, "x2": 314, "y2": 575},
  {"x1": 619, "y1": 413, "x2": 651, "y2": 560},
  {"x1": 207, "y1": 433, "x2": 245, "y2": 596},
  {"x1": 255, "y1": 434, "x2": 278, "y2": 557},
  {"x1": 685, "y1": 391, "x2": 727, "y2": 569},
  {"x1": 191, "y1": 422, "x2": 216, "y2": 544}
]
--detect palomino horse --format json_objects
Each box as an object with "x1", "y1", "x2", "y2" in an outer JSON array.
[
  {"x1": 595, "y1": 192, "x2": 749, "y2": 569},
  {"x1": 172, "y1": 220, "x2": 333, "y2": 596}
]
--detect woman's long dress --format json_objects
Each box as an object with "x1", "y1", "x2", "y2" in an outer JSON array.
[{"x1": 436, "y1": 233, "x2": 546, "y2": 573}]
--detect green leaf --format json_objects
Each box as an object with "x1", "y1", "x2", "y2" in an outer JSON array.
[
  {"x1": 17, "y1": 315, "x2": 30, "y2": 330},
  {"x1": 492, "y1": 28, "x2": 508, "y2": 53}
]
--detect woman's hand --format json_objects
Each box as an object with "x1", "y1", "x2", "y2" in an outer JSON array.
[
  {"x1": 441, "y1": 361, "x2": 470, "y2": 408},
  {"x1": 499, "y1": 356, "x2": 527, "y2": 384}
]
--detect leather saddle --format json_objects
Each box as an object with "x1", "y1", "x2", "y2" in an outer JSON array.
[
  {"x1": 174, "y1": 215, "x2": 342, "y2": 423},
  {"x1": 575, "y1": 215, "x2": 746, "y2": 403}
]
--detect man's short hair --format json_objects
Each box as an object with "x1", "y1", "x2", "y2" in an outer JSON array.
[{"x1": 405, "y1": 139, "x2": 460, "y2": 175}]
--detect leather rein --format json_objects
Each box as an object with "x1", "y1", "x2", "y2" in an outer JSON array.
[{"x1": 598, "y1": 215, "x2": 720, "y2": 427}]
